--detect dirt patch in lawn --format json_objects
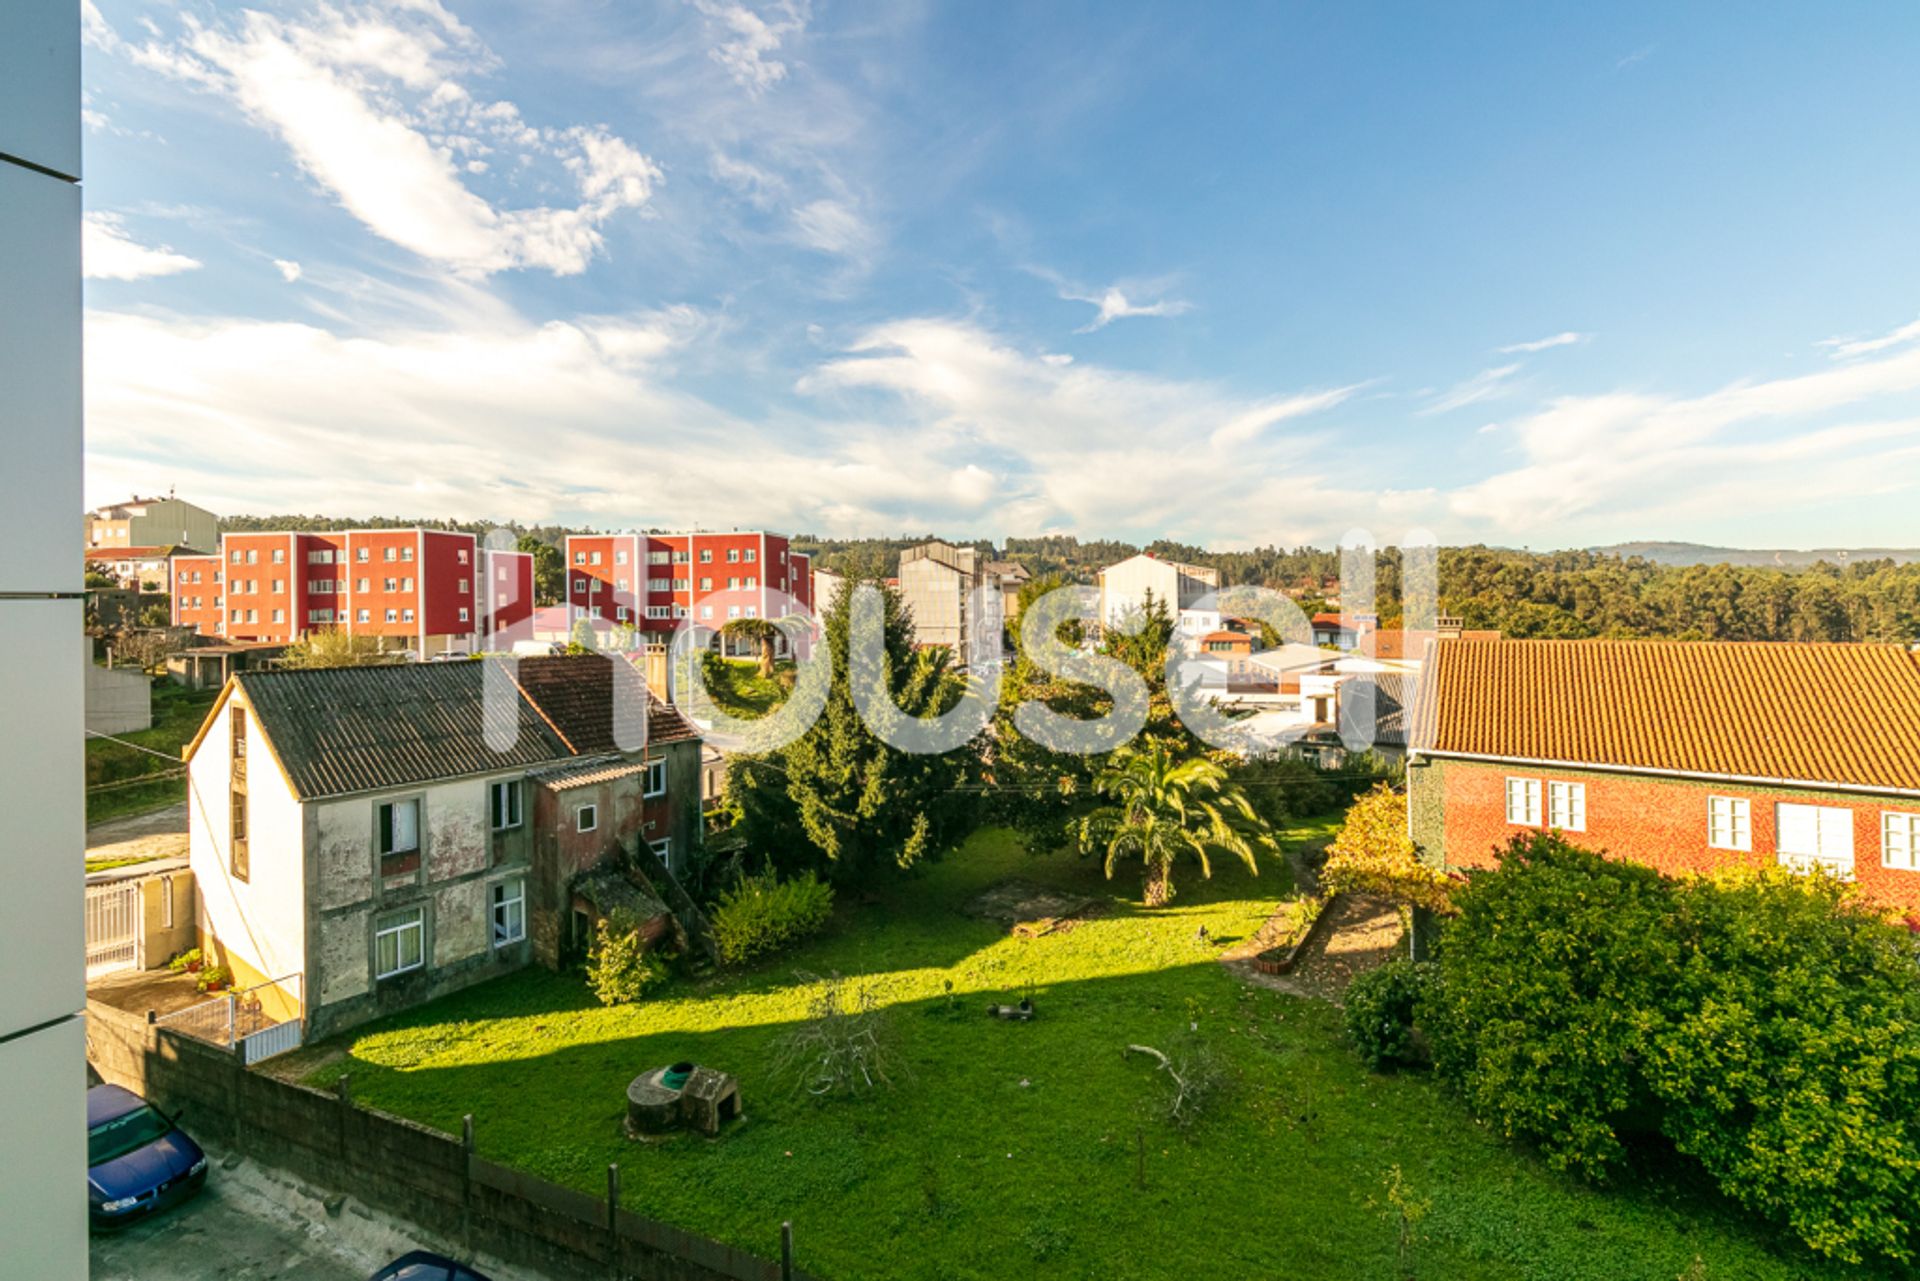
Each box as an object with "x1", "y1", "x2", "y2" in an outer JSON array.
[
  {"x1": 964, "y1": 878, "x2": 1108, "y2": 937},
  {"x1": 1226, "y1": 894, "x2": 1405, "y2": 1004}
]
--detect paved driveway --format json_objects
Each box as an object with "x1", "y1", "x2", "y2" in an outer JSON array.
[{"x1": 86, "y1": 800, "x2": 189, "y2": 863}]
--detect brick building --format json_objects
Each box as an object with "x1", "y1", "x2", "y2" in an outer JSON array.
[
  {"x1": 1409, "y1": 638, "x2": 1920, "y2": 915},
  {"x1": 174, "y1": 530, "x2": 532, "y2": 655},
  {"x1": 564, "y1": 530, "x2": 813, "y2": 640}
]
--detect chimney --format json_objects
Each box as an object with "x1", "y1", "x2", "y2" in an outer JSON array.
[
  {"x1": 1436, "y1": 614, "x2": 1464, "y2": 641},
  {"x1": 642, "y1": 641, "x2": 672, "y2": 705}
]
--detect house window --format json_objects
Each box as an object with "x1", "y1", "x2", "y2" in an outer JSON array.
[
  {"x1": 1708, "y1": 796, "x2": 1751, "y2": 851},
  {"x1": 644, "y1": 759, "x2": 667, "y2": 798},
  {"x1": 374, "y1": 906, "x2": 425, "y2": 978},
  {"x1": 1504, "y1": 777, "x2": 1541, "y2": 826},
  {"x1": 576, "y1": 804, "x2": 598, "y2": 833},
  {"x1": 378, "y1": 798, "x2": 422, "y2": 874},
  {"x1": 1776, "y1": 803, "x2": 1854, "y2": 878},
  {"x1": 492, "y1": 880, "x2": 526, "y2": 947},
  {"x1": 229, "y1": 707, "x2": 249, "y2": 881},
  {"x1": 650, "y1": 838, "x2": 672, "y2": 870},
  {"x1": 1547, "y1": 781, "x2": 1585, "y2": 831},
  {"x1": 490, "y1": 780, "x2": 523, "y2": 831},
  {"x1": 1883, "y1": 812, "x2": 1920, "y2": 871}
]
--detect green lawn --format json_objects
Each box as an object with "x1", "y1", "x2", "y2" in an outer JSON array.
[
  {"x1": 699, "y1": 656, "x2": 791, "y2": 719},
  {"x1": 86, "y1": 680, "x2": 216, "y2": 823},
  {"x1": 304, "y1": 823, "x2": 1865, "y2": 1281}
]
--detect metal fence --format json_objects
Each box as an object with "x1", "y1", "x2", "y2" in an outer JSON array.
[
  {"x1": 154, "y1": 973, "x2": 305, "y2": 1063},
  {"x1": 84, "y1": 881, "x2": 140, "y2": 978}
]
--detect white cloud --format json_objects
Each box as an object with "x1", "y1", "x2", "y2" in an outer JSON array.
[
  {"x1": 1498, "y1": 331, "x2": 1588, "y2": 354},
  {"x1": 790, "y1": 197, "x2": 873, "y2": 258},
  {"x1": 1818, "y1": 316, "x2": 1920, "y2": 360},
  {"x1": 273, "y1": 258, "x2": 304, "y2": 283},
  {"x1": 125, "y1": 2, "x2": 658, "y2": 277},
  {"x1": 1065, "y1": 284, "x2": 1193, "y2": 332},
  {"x1": 1422, "y1": 363, "x2": 1521, "y2": 415},
  {"x1": 694, "y1": 0, "x2": 808, "y2": 96},
  {"x1": 83, "y1": 213, "x2": 201, "y2": 280}
]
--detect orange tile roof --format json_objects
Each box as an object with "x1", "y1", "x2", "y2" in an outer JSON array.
[
  {"x1": 1366, "y1": 627, "x2": 1500, "y2": 659},
  {"x1": 1417, "y1": 638, "x2": 1920, "y2": 792}
]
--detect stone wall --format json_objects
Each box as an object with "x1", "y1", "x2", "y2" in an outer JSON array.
[{"x1": 85, "y1": 1001, "x2": 809, "y2": 1281}]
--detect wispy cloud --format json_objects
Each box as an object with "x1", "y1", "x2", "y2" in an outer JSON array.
[
  {"x1": 1422, "y1": 363, "x2": 1521, "y2": 415},
  {"x1": 693, "y1": 0, "x2": 809, "y2": 96},
  {"x1": 116, "y1": 1, "x2": 658, "y2": 277},
  {"x1": 1616, "y1": 45, "x2": 1656, "y2": 71},
  {"x1": 1498, "y1": 331, "x2": 1588, "y2": 354},
  {"x1": 83, "y1": 213, "x2": 201, "y2": 280},
  {"x1": 1818, "y1": 316, "x2": 1920, "y2": 361},
  {"x1": 273, "y1": 259, "x2": 303, "y2": 283},
  {"x1": 1068, "y1": 285, "x2": 1193, "y2": 332}
]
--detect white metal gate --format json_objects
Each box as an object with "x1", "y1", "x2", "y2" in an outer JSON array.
[{"x1": 85, "y1": 881, "x2": 140, "y2": 978}]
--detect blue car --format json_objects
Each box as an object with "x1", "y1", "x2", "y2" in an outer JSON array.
[
  {"x1": 367, "y1": 1251, "x2": 492, "y2": 1280},
  {"x1": 87, "y1": 1084, "x2": 208, "y2": 1228}
]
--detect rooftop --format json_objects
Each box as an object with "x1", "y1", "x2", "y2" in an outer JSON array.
[{"x1": 1417, "y1": 638, "x2": 1920, "y2": 792}]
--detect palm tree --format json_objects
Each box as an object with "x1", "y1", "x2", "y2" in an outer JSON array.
[
  {"x1": 720, "y1": 616, "x2": 783, "y2": 678},
  {"x1": 1069, "y1": 740, "x2": 1274, "y2": 906}
]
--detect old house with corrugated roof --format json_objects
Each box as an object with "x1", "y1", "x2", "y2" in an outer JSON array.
[
  {"x1": 1408, "y1": 638, "x2": 1920, "y2": 914},
  {"x1": 183, "y1": 655, "x2": 702, "y2": 1038}
]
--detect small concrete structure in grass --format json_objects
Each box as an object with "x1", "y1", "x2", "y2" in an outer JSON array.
[{"x1": 625, "y1": 1063, "x2": 742, "y2": 1139}]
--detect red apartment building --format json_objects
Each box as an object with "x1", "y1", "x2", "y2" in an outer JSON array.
[
  {"x1": 176, "y1": 530, "x2": 533, "y2": 655},
  {"x1": 1409, "y1": 638, "x2": 1920, "y2": 916},
  {"x1": 564, "y1": 531, "x2": 813, "y2": 641}
]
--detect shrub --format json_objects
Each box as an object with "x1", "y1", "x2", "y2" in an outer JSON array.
[
  {"x1": 167, "y1": 947, "x2": 201, "y2": 973},
  {"x1": 1422, "y1": 832, "x2": 1676, "y2": 1180},
  {"x1": 1321, "y1": 782, "x2": 1454, "y2": 911},
  {"x1": 195, "y1": 964, "x2": 231, "y2": 993},
  {"x1": 586, "y1": 909, "x2": 670, "y2": 1005},
  {"x1": 1343, "y1": 958, "x2": 1432, "y2": 1071},
  {"x1": 712, "y1": 870, "x2": 834, "y2": 967}
]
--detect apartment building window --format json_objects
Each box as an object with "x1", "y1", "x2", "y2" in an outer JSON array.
[
  {"x1": 673, "y1": 550, "x2": 690, "y2": 564},
  {"x1": 1708, "y1": 796, "x2": 1751, "y2": 851},
  {"x1": 246, "y1": 549, "x2": 258, "y2": 564},
  {"x1": 699, "y1": 548, "x2": 712, "y2": 563},
  {"x1": 699, "y1": 576, "x2": 712, "y2": 591},
  {"x1": 1547, "y1": 782, "x2": 1586, "y2": 831},
  {"x1": 374, "y1": 906, "x2": 425, "y2": 979},
  {"x1": 401, "y1": 608, "x2": 416, "y2": 623},
  {"x1": 357, "y1": 609, "x2": 371, "y2": 623},
  {"x1": 577, "y1": 804, "x2": 598, "y2": 833},
  {"x1": 615, "y1": 577, "x2": 629, "y2": 592},
  {"x1": 1504, "y1": 778, "x2": 1542, "y2": 826},
  {"x1": 727, "y1": 549, "x2": 740, "y2": 563},
  {"x1": 575, "y1": 551, "x2": 587, "y2": 564},
  {"x1": 378, "y1": 797, "x2": 422, "y2": 875},
  {"x1": 644, "y1": 758, "x2": 667, "y2": 798},
  {"x1": 744, "y1": 549, "x2": 756, "y2": 563},
  {"x1": 385, "y1": 608, "x2": 399, "y2": 623},
  {"x1": 650, "y1": 838, "x2": 673, "y2": 871},
  {"x1": 401, "y1": 547, "x2": 414, "y2": 562},
  {"x1": 457, "y1": 578, "x2": 469, "y2": 593},
  {"x1": 490, "y1": 779, "x2": 523, "y2": 831},
  {"x1": 649, "y1": 550, "x2": 669, "y2": 565},
  {"x1": 728, "y1": 606, "x2": 741, "y2": 619},
  {"x1": 745, "y1": 576, "x2": 758, "y2": 589},
  {"x1": 727, "y1": 576, "x2": 739, "y2": 589},
  {"x1": 230, "y1": 707, "x2": 249, "y2": 881},
  {"x1": 492, "y1": 880, "x2": 526, "y2": 948},
  {"x1": 230, "y1": 609, "x2": 242, "y2": 623},
  {"x1": 588, "y1": 551, "x2": 601, "y2": 566},
  {"x1": 401, "y1": 577, "x2": 415, "y2": 592},
  {"x1": 271, "y1": 548, "x2": 286, "y2": 564},
  {"x1": 230, "y1": 549, "x2": 243, "y2": 564},
  {"x1": 674, "y1": 604, "x2": 688, "y2": 618},
  {"x1": 458, "y1": 607, "x2": 470, "y2": 623},
  {"x1": 674, "y1": 578, "x2": 691, "y2": 591},
  {"x1": 311, "y1": 579, "x2": 332, "y2": 595},
  {"x1": 356, "y1": 547, "x2": 370, "y2": 562},
  {"x1": 308, "y1": 549, "x2": 333, "y2": 564},
  {"x1": 307, "y1": 610, "x2": 334, "y2": 625},
  {"x1": 646, "y1": 605, "x2": 670, "y2": 620},
  {"x1": 246, "y1": 609, "x2": 258, "y2": 623},
  {"x1": 699, "y1": 605, "x2": 712, "y2": 620},
  {"x1": 649, "y1": 577, "x2": 670, "y2": 591},
  {"x1": 744, "y1": 606, "x2": 758, "y2": 618},
  {"x1": 1777, "y1": 803, "x2": 1854, "y2": 878},
  {"x1": 1882, "y1": 812, "x2": 1920, "y2": 871},
  {"x1": 384, "y1": 547, "x2": 397, "y2": 562},
  {"x1": 353, "y1": 577, "x2": 368, "y2": 592},
  {"x1": 615, "y1": 550, "x2": 628, "y2": 565},
  {"x1": 457, "y1": 548, "x2": 470, "y2": 565},
  {"x1": 615, "y1": 607, "x2": 629, "y2": 622}
]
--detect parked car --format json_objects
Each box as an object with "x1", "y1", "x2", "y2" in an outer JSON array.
[
  {"x1": 86, "y1": 1084, "x2": 207, "y2": 1228},
  {"x1": 367, "y1": 1251, "x2": 493, "y2": 1280}
]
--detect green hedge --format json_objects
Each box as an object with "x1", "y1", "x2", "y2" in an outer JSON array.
[
  {"x1": 1414, "y1": 832, "x2": 1920, "y2": 1267},
  {"x1": 1342, "y1": 958, "x2": 1432, "y2": 1071},
  {"x1": 712, "y1": 870, "x2": 835, "y2": 967}
]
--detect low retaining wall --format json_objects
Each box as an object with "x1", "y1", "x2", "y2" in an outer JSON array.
[{"x1": 86, "y1": 1001, "x2": 809, "y2": 1281}]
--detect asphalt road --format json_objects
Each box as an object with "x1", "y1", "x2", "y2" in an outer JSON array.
[{"x1": 90, "y1": 1174, "x2": 367, "y2": 1281}]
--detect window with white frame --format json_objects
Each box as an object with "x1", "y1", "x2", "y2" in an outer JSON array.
[
  {"x1": 574, "y1": 551, "x2": 587, "y2": 564},
  {"x1": 490, "y1": 779, "x2": 523, "y2": 832},
  {"x1": 458, "y1": 607, "x2": 470, "y2": 622},
  {"x1": 1883, "y1": 812, "x2": 1920, "y2": 871},
  {"x1": 401, "y1": 547, "x2": 414, "y2": 562},
  {"x1": 1776, "y1": 803, "x2": 1855, "y2": 877},
  {"x1": 649, "y1": 550, "x2": 669, "y2": 565},
  {"x1": 378, "y1": 797, "x2": 421, "y2": 859},
  {"x1": 1504, "y1": 777, "x2": 1542, "y2": 826},
  {"x1": 492, "y1": 880, "x2": 526, "y2": 947},
  {"x1": 644, "y1": 758, "x2": 667, "y2": 798},
  {"x1": 1547, "y1": 781, "x2": 1586, "y2": 831},
  {"x1": 744, "y1": 549, "x2": 756, "y2": 562},
  {"x1": 590, "y1": 551, "x2": 602, "y2": 565},
  {"x1": 577, "y1": 804, "x2": 598, "y2": 833},
  {"x1": 698, "y1": 605, "x2": 711, "y2": 619},
  {"x1": 357, "y1": 608, "x2": 371, "y2": 623},
  {"x1": 650, "y1": 838, "x2": 672, "y2": 870},
  {"x1": 727, "y1": 548, "x2": 740, "y2": 562},
  {"x1": 615, "y1": 550, "x2": 628, "y2": 565},
  {"x1": 374, "y1": 906, "x2": 425, "y2": 978},
  {"x1": 649, "y1": 577, "x2": 670, "y2": 592},
  {"x1": 1708, "y1": 796, "x2": 1751, "y2": 851},
  {"x1": 356, "y1": 547, "x2": 369, "y2": 562},
  {"x1": 616, "y1": 607, "x2": 629, "y2": 622},
  {"x1": 727, "y1": 576, "x2": 739, "y2": 589},
  {"x1": 728, "y1": 605, "x2": 741, "y2": 619},
  {"x1": 646, "y1": 605, "x2": 670, "y2": 620},
  {"x1": 673, "y1": 604, "x2": 688, "y2": 618},
  {"x1": 698, "y1": 548, "x2": 712, "y2": 563},
  {"x1": 573, "y1": 577, "x2": 586, "y2": 593},
  {"x1": 402, "y1": 608, "x2": 415, "y2": 623},
  {"x1": 384, "y1": 547, "x2": 397, "y2": 562}
]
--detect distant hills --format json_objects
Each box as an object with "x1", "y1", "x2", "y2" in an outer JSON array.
[{"x1": 1592, "y1": 541, "x2": 1920, "y2": 569}]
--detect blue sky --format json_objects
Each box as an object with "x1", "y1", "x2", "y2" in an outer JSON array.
[{"x1": 79, "y1": 1, "x2": 1920, "y2": 549}]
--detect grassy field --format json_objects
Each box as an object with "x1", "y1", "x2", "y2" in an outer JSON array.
[
  {"x1": 86, "y1": 680, "x2": 216, "y2": 824},
  {"x1": 698, "y1": 656, "x2": 790, "y2": 718},
  {"x1": 302, "y1": 823, "x2": 1867, "y2": 1281}
]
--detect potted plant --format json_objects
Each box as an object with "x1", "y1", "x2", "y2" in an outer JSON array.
[{"x1": 195, "y1": 964, "x2": 231, "y2": 994}]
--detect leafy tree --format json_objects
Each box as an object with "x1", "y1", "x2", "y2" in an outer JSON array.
[
  {"x1": 110, "y1": 628, "x2": 185, "y2": 675},
  {"x1": 585, "y1": 908, "x2": 670, "y2": 1005},
  {"x1": 1068, "y1": 739, "x2": 1274, "y2": 905},
  {"x1": 567, "y1": 616, "x2": 598, "y2": 654},
  {"x1": 1420, "y1": 832, "x2": 1676, "y2": 1180},
  {"x1": 277, "y1": 628, "x2": 403, "y2": 669},
  {"x1": 517, "y1": 533, "x2": 565, "y2": 606},
  {"x1": 1321, "y1": 782, "x2": 1455, "y2": 911},
  {"x1": 725, "y1": 568, "x2": 972, "y2": 885},
  {"x1": 720, "y1": 616, "x2": 782, "y2": 678}
]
